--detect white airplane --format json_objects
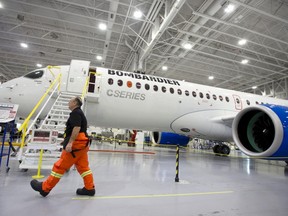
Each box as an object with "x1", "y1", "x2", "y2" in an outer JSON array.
[{"x1": 1, "y1": 60, "x2": 288, "y2": 161}]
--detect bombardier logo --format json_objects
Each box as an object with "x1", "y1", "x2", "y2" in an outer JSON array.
[{"x1": 108, "y1": 69, "x2": 180, "y2": 86}]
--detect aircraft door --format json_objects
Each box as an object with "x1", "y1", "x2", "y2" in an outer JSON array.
[
  {"x1": 232, "y1": 94, "x2": 242, "y2": 110},
  {"x1": 66, "y1": 60, "x2": 90, "y2": 93}
]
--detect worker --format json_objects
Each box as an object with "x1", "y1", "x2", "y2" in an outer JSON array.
[{"x1": 30, "y1": 96, "x2": 95, "y2": 197}]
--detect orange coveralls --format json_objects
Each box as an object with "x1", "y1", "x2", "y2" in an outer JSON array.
[{"x1": 42, "y1": 132, "x2": 94, "y2": 192}]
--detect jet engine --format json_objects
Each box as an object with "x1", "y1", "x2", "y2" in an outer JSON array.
[
  {"x1": 152, "y1": 132, "x2": 190, "y2": 147},
  {"x1": 232, "y1": 104, "x2": 288, "y2": 159}
]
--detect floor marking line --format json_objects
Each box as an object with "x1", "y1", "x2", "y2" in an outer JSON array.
[
  {"x1": 72, "y1": 190, "x2": 234, "y2": 200},
  {"x1": 89, "y1": 149, "x2": 155, "y2": 155}
]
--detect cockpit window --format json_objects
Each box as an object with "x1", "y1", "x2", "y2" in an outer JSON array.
[{"x1": 24, "y1": 70, "x2": 44, "y2": 79}]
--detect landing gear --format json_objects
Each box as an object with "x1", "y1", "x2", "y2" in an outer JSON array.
[{"x1": 213, "y1": 144, "x2": 230, "y2": 156}]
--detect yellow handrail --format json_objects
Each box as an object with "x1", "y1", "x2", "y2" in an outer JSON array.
[
  {"x1": 81, "y1": 75, "x2": 90, "y2": 100},
  {"x1": 47, "y1": 65, "x2": 61, "y2": 78},
  {"x1": 81, "y1": 71, "x2": 100, "y2": 99},
  {"x1": 18, "y1": 73, "x2": 62, "y2": 153},
  {"x1": 18, "y1": 73, "x2": 62, "y2": 132}
]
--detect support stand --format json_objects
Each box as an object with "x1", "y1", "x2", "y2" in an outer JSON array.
[
  {"x1": 0, "y1": 120, "x2": 16, "y2": 172},
  {"x1": 32, "y1": 149, "x2": 45, "y2": 179},
  {"x1": 175, "y1": 144, "x2": 180, "y2": 182}
]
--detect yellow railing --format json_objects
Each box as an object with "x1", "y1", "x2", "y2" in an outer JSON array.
[
  {"x1": 81, "y1": 75, "x2": 90, "y2": 100},
  {"x1": 18, "y1": 73, "x2": 62, "y2": 151},
  {"x1": 81, "y1": 71, "x2": 98, "y2": 100},
  {"x1": 47, "y1": 65, "x2": 61, "y2": 79}
]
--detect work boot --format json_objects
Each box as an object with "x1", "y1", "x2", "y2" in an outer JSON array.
[
  {"x1": 30, "y1": 179, "x2": 49, "y2": 197},
  {"x1": 76, "y1": 187, "x2": 95, "y2": 196}
]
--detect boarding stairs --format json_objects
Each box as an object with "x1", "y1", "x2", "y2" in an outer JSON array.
[
  {"x1": 17, "y1": 60, "x2": 93, "y2": 170},
  {"x1": 19, "y1": 92, "x2": 82, "y2": 170},
  {"x1": 40, "y1": 91, "x2": 79, "y2": 131}
]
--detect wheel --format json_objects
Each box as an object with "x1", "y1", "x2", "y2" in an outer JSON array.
[
  {"x1": 220, "y1": 145, "x2": 230, "y2": 156},
  {"x1": 6, "y1": 167, "x2": 10, "y2": 172},
  {"x1": 213, "y1": 145, "x2": 220, "y2": 154}
]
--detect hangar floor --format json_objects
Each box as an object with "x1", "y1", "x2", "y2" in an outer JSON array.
[{"x1": 1, "y1": 142, "x2": 288, "y2": 216}]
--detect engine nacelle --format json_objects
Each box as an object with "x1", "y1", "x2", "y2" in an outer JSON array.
[
  {"x1": 232, "y1": 104, "x2": 288, "y2": 158},
  {"x1": 152, "y1": 132, "x2": 190, "y2": 147}
]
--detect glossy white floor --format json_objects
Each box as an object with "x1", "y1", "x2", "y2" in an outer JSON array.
[{"x1": 1, "y1": 141, "x2": 288, "y2": 216}]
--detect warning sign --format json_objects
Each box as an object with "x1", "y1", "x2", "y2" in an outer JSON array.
[{"x1": 0, "y1": 103, "x2": 19, "y2": 123}]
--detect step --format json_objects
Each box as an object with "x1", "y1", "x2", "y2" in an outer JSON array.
[
  {"x1": 59, "y1": 94, "x2": 81, "y2": 98},
  {"x1": 41, "y1": 123, "x2": 66, "y2": 127},
  {"x1": 52, "y1": 105, "x2": 68, "y2": 109},
  {"x1": 58, "y1": 97, "x2": 73, "y2": 101},
  {"x1": 50, "y1": 109, "x2": 70, "y2": 112},
  {"x1": 41, "y1": 125, "x2": 66, "y2": 130},
  {"x1": 45, "y1": 118, "x2": 67, "y2": 122},
  {"x1": 48, "y1": 114, "x2": 69, "y2": 117},
  {"x1": 57, "y1": 98, "x2": 70, "y2": 101},
  {"x1": 55, "y1": 102, "x2": 69, "y2": 105},
  {"x1": 61, "y1": 91, "x2": 81, "y2": 95}
]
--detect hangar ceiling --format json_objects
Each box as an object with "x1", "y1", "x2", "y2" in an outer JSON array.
[{"x1": 0, "y1": 0, "x2": 288, "y2": 97}]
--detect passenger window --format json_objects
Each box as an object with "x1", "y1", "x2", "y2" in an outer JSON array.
[
  {"x1": 136, "y1": 82, "x2": 141, "y2": 89},
  {"x1": 145, "y1": 84, "x2": 150, "y2": 90},
  {"x1": 185, "y1": 90, "x2": 189, "y2": 96},
  {"x1": 212, "y1": 94, "x2": 217, "y2": 100},
  {"x1": 206, "y1": 93, "x2": 210, "y2": 99},
  {"x1": 199, "y1": 92, "x2": 203, "y2": 98},
  {"x1": 117, "y1": 80, "x2": 123, "y2": 86},
  {"x1": 219, "y1": 95, "x2": 223, "y2": 101},
  {"x1": 246, "y1": 100, "x2": 250, "y2": 105},
  {"x1": 24, "y1": 70, "x2": 44, "y2": 79},
  {"x1": 256, "y1": 101, "x2": 259, "y2": 104},
  {"x1": 192, "y1": 91, "x2": 197, "y2": 97},
  {"x1": 225, "y1": 96, "x2": 230, "y2": 102},
  {"x1": 170, "y1": 88, "x2": 174, "y2": 94},
  {"x1": 127, "y1": 81, "x2": 132, "y2": 88},
  {"x1": 153, "y1": 85, "x2": 158, "y2": 91},
  {"x1": 162, "y1": 86, "x2": 166, "y2": 93},
  {"x1": 177, "y1": 89, "x2": 182, "y2": 95},
  {"x1": 236, "y1": 98, "x2": 240, "y2": 104},
  {"x1": 108, "y1": 78, "x2": 113, "y2": 85}
]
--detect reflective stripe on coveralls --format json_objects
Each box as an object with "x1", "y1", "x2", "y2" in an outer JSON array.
[{"x1": 42, "y1": 132, "x2": 94, "y2": 192}]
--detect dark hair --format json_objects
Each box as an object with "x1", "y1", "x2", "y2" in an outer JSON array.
[{"x1": 74, "y1": 96, "x2": 83, "y2": 107}]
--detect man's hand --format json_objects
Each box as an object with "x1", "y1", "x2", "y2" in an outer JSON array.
[{"x1": 65, "y1": 142, "x2": 73, "y2": 152}]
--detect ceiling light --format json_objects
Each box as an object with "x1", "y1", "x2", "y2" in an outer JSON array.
[
  {"x1": 133, "y1": 10, "x2": 142, "y2": 19},
  {"x1": 20, "y1": 43, "x2": 28, "y2": 48},
  {"x1": 0, "y1": 2, "x2": 3, "y2": 8},
  {"x1": 162, "y1": 66, "x2": 168, "y2": 71},
  {"x1": 241, "y1": 59, "x2": 249, "y2": 64},
  {"x1": 183, "y1": 43, "x2": 192, "y2": 50},
  {"x1": 252, "y1": 86, "x2": 257, "y2": 89},
  {"x1": 238, "y1": 39, "x2": 247, "y2": 45},
  {"x1": 36, "y1": 63, "x2": 42, "y2": 68},
  {"x1": 208, "y1": 76, "x2": 214, "y2": 80},
  {"x1": 96, "y1": 55, "x2": 103, "y2": 60},
  {"x1": 224, "y1": 4, "x2": 235, "y2": 13},
  {"x1": 99, "y1": 23, "x2": 107, "y2": 31}
]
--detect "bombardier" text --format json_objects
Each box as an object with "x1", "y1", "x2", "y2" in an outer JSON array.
[{"x1": 108, "y1": 69, "x2": 180, "y2": 86}]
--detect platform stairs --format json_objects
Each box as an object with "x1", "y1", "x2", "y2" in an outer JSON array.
[
  {"x1": 19, "y1": 92, "x2": 82, "y2": 170},
  {"x1": 40, "y1": 91, "x2": 79, "y2": 131},
  {"x1": 16, "y1": 60, "x2": 101, "y2": 171}
]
